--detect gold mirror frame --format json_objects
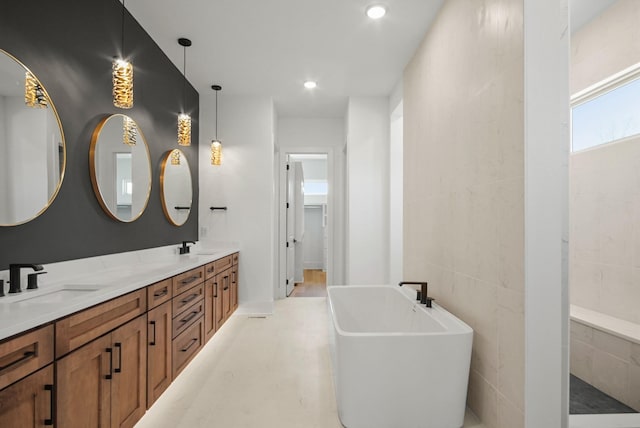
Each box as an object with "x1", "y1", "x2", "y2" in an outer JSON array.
[
  {"x1": 0, "y1": 49, "x2": 66, "y2": 226},
  {"x1": 89, "y1": 114, "x2": 152, "y2": 222},
  {"x1": 159, "y1": 149, "x2": 193, "y2": 226}
]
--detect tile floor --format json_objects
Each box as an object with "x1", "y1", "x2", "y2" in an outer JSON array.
[{"x1": 135, "y1": 297, "x2": 484, "y2": 428}]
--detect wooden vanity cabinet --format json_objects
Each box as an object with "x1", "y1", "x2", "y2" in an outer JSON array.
[
  {"x1": 0, "y1": 251, "x2": 238, "y2": 426},
  {"x1": 147, "y1": 301, "x2": 172, "y2": 408},
  {"x1": 0, "y1": 365, "x2": 54, "y2": 427},
  {"x1": 57, "y1": 315, "x2": 147, "y2": 428}
]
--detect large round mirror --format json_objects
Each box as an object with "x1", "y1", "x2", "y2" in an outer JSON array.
[
  {"x1": 0, "y1": 49, "x2": 66, "y2": 226},
  {"x1": 160, "y1": 149, "x2": 192, "y2": 226},
  {"x1": 89, "y1": 114, "x2": 152, "y2": 222}
]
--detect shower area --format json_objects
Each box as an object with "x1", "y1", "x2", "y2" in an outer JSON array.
[{"x1": 569, "y1": 0, "x2": 640, "y2": 421}]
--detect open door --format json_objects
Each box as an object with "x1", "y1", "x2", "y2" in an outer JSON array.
[{"x1": 285, "y1": 160, "x2": 295, "y2": 296}]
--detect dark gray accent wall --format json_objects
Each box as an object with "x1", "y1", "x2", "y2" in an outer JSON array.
[{"x1": 0, "y1": 0, "x2": 199, "y2": 270}]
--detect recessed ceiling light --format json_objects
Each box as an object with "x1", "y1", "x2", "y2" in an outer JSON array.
[
  {"x1": 366, "y1": 5, "x2": 386, "y2": 19},
  {"x1": 304, "y1": 80, "x2": 317, "y2": 89}
]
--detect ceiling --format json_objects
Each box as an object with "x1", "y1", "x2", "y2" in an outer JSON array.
[
  {"x1": 125, "y1": 0, "x2": 617, "y2": 119},
  {"x1": 125, "y1": 0, "x2": 444, "y2": 118}
]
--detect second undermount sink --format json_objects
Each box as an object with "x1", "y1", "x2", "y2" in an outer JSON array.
[{"x1": 12, "y1": 284, "x2": 103, "y2": 304}]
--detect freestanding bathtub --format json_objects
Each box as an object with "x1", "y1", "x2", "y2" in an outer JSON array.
[{"x1": 327, "y1": 285, "x2": 473, "y2": 428}]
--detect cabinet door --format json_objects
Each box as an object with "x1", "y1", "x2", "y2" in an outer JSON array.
[
  {"x1": 222, "y1": 271, "x2": 231, "y2": 321},
  {"x1": 111, "y1": 315, "x2": 147, "y2": 428},
  {"x1": 57, "y1": 335, "x2": 112, "y2": 428},
  {"x1": 231, "y1": 264, "x2": 238, "y2": 311},
  {"x1": 0, "y1": 365, "x2": 53, "y2": 428},
  {"x1": 204, "y1": 277, "x2": 217, "y2": 341},
  {"x1": 214, "y1": 273, "x2": 224, "y2": 331},
  {"x1": 147, "y1": 302, "x2": 172, "y2": 408}
]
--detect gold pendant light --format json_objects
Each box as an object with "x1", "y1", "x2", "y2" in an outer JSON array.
[
  {"x1": 24, "y1": 71, "x2": 48, "y2": 108},
  {"x1": 122, "y1": 115, "x2": 137, "y2": 146},
  {"x1": 113, "y1": 0, "x2": 133, "y2": 109},
  {"x1": 177, "y1": 38, "x2": 192, "y2": 146},
  {"x1": 210, "y1": 85, "x2": 223, "y2": 165},
  {"x1": 170, "y1": 149, "x2": 181, "y2": 165}
]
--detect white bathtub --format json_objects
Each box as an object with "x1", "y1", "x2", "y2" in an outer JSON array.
[{"x1": 327, "y1": 285, "x2": 473, "y2": 428}]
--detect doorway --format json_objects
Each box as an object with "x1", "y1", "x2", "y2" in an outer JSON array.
[{"x1": 278, "y1": 151, "x2": 334, "y2": 299}]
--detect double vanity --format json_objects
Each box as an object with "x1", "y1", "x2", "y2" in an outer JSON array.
[{"x1": 0, "y1": 249, "x2": 239, "y2": 427}]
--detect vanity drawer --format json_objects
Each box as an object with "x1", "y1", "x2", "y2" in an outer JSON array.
[
  {"x1": 172, "y1": 267, "x2": 205, "y2": 296},
  {"x1": 232, "y1": 253, "x2": 239, "y2": 265},
  {"x1": 204, "y1": 262, "x2": 216, "y2": 279},
  {"x1": 172, "y1": 318, "x2": 204, "y2": 378},
  {"x1": 147, "y1": 279, "x2": 172, "y2": 309},
  {"x1": 0, "y1": 324, "x2": 53, "y2": 390},
  {"x1": 172, "y1": 300, "x2": 204, "y2": 339},
  {"x1": 172, "y1": 283, "x2": 204, "y2": 316},
  {"x1": 56, "y1": 289, "x2": 147, "y2": 357},
  {"x1": 214, "y1": 255, "x2": 233, "y2": 273}
]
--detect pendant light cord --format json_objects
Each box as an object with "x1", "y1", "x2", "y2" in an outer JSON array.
[
  {"x1": 183, "y1": 46, "x2": 186, "y2": 110},
  {"x1": 215, "y1": 90, "x2": 218, "y2": 139},
  {"x1": 121, "y1": 0, "x2": 125, "y2": 56}
]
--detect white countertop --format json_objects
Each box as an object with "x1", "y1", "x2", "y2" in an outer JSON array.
[{"x1": 0, "y1": 247, "x2": 239, "y2": 341}]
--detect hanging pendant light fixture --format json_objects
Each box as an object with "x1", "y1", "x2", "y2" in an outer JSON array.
[
  {"x1": 177, "y1": 38, "x2": 192, "y2": 146},
  {"x1": 122, "y1": 115, "x2": 137, "y2": 146},
  {"x1": 24, "y1": 71, "x2": 47, "y2": 108},
  {"x1": 170, "y1": 149, "x2": 181, "y2": 165},
  {"x1": 211, "y1": 85, "x2": 223, "y2": 165},
  {"x1": 113, "y1": 0, "x2": 133, "y2": 109}
]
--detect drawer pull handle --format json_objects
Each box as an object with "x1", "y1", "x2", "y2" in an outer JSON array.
[
  {"x1": 181, "y1": 338, "x2": 198, "y2": 352},
  {"x1": 180, "y1": 311, "x2": 199, "y2": 324},
  {"x1": 0, "y1": 350, "x2": 36, "y2": 372},
  {"x1": 207, "y1": 267, "x2": 215, "y2": 273},
  {"x1": 154, "y1": 288, "x2": 168, "y2": 298},
  {"x1": 105, "y1": 348, "x2": 113, "y2": 380},
  {"x1": 214, "y1": 283, "x2": 218, "y2": 298},
  {"x1": 180, "y1": 275, "x2": 199, "y2": 285},
  {"x1": 114, "y1": 343, "x2": 122, "y2": 373},
  {"x1": 223, "y1": 286, "x2": 229, "y2": 291},
  {"x1": 181, "y1": 293, "x2": 199, "y2": 304},
  {"x1": 44, "y1": 384, "x2": 54, "y2": 425},
  {"x1": 149, "y1": 321, "x2": 157, "y2": 346}
]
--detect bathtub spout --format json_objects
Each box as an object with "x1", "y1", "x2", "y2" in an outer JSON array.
[{"x1": 398, "y1": 281, "x2": 433, "y2": 307}]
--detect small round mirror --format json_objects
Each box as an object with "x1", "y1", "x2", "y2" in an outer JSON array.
[
  {"x1": 0, "y1": 49, "x2": 66, "y2": 226},
  {"x1": 89, "y1": 114, "x2": 152, "y2": 222},
  {"x1": 160, "y1": 149, "x2": 192, "y2": 226}
]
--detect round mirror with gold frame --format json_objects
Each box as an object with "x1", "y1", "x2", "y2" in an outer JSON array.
[
  {"x1": 160, "y1": 149, "x2": 192, "y2": 226},
  {"x1": 0, "y1": 49, "x2": 66, "y2": 226},
  {"x1": 89, "y1": 114, "x2": 152, "y2": 222}
]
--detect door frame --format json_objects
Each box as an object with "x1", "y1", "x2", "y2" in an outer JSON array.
[{"x1": 276, "y1": 147, "x2": 337, "y2": 299}]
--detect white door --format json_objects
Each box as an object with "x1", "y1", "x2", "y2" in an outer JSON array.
[
  {"x1": 285, "y1": 160, "x2": 296, "y2": 296},
  {"x1": 293, "y1": 162, "x2": 305, "y2": 283}
]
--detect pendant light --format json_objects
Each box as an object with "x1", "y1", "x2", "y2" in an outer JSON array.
[
  {"x1": 24, "y1": 71, "x2": 47, "y2": 108},
  {"x1": 211, "y1": 85, "x2": 222, "y2": 165},
  {"x1": 122, "y1": 115, "x2": 137, "y2": 146},
  {"x1": 177, "y1": 38, "x2": 192, "y2": 146},
  {"x1": 113, "y1": 0, "x2": 133, "y2": 109}
]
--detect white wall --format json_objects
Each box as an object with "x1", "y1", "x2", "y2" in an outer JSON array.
[
  {"x1": 346, "y1": 97, "x2": 389, "y2": 285},
  {"x1": 389, "y1": 81, "x2": 403, "y2": 287},
  {"x1": 276, "y1": 117, "x2": 346, "y2": 286},
  {"x1": 303, "y1": 206, "x2": 324, "y2": 269},
  {"x1": 199, "y1": 94, "x2": 275, "y2": 314}
]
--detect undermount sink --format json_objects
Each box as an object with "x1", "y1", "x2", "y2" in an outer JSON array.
[{"x1": 11, "y1": 284, "x2": 103, "y2": 304}]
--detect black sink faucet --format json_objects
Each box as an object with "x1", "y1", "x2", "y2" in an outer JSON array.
[
  {"x1": 9, "y1": 264, "x2": 44, "y2": 293},
  {"x1": 398, "y1": 281, "x2": 434, "y2": 307},
  {"x1": 179, "y1": 241, "x2": 196, "y2": 255}
]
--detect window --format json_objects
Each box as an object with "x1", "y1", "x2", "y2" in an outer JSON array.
[{"x1": 571, "y1": 65, "x2": 640, "y2": 152}]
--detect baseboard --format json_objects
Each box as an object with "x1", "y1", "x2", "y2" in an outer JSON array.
[{"x1": 235, "y1": 301, "x2": 274, "y2": 316}]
